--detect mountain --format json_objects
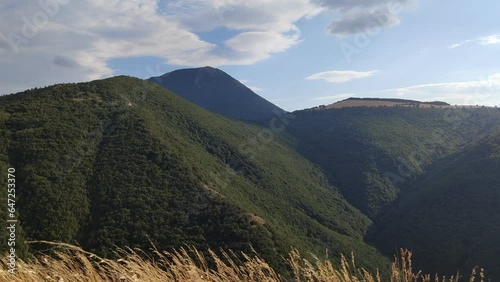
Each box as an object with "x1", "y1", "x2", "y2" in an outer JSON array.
[
  {"x1": 148, "y1": 66, "x2": 285, "y2": 122},
  {"x1": 0, "y1": 77, "x2": 389, "y2": 275},
  {"x1": 286, "y1": 105, "x2": 500, "y2": 218},
  {"x1": 3, "y1": 74, "x2": 499, "y2": 279},
  {"x1": 372, "y1": 131, "x2": 500, "y2": 279}
]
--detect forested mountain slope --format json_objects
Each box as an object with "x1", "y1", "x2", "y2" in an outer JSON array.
[
  {"x1": 372, "y1": 131, "x2": 500, "y2": 279},
  {"x1": 286, "y1": 106, "x2": 500, "y2": 218},
  {"x1": 0, "y1": 77, "x2": 389, "y2": 274}
]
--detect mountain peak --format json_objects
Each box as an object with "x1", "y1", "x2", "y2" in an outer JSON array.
[{"x1": 148, "y1": 67, "x2": 285, "y2": 122}]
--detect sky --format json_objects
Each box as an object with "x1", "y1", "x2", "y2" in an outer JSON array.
[{"x1": 1, "y1": 0, "x2": 499, "y2": 111}]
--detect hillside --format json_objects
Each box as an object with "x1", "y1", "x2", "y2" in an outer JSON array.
[
  {"x1": 372, "y1": 131, "x2": 500, "y2": 279},
  {"x1": 148, "y1": 67, "x2": 285, "y2": 122},
  {"x1": 286, "y1": 106, "x2": 500, "y2": 218},
  {"x1": 312, "y1": 97, "x2": 486, "y2": 110},
  {"x1": 0, "y1": 77, "x2": 389, "y2": 275}
]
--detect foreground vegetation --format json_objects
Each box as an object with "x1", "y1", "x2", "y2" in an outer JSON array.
[{"x1": 0, "y1": 243, "x2": 486, "y2": 282}]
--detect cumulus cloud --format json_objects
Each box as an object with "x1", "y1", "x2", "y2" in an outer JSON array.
[
  {"x1": 164, "y1": 0, "x2": 321, "y2": 32},
  {"x1": 306, "y1": 70, "x2": 378, "y2": 83},
  {"x1": 0, "y1": 0, "x2": 318, "y2": 94},
  {"x1": 0, "y1": 0, "x2": 213, "y2": 93},
  {"x1": 314, "y1": 0, "x2": 416, "y2": 36}
]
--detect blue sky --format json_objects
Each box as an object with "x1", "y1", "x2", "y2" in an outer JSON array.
[{"x1": 1, "y1": 0, "x2": 499, "y2": 111}]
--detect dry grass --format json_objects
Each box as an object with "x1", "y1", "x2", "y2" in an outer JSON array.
[{"x1": 0, "y1": 242, "x2": 487, "y2": 282}]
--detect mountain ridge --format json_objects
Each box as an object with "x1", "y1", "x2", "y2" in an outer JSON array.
[{"x1": 310, "y1": 97, "x2": 496, "y2": 110}]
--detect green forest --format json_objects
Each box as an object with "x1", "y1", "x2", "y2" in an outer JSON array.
[
  {"x1": 1, "y1": 75, "x2": 500, "y2": 279},
  {"x1": 0, "y1": 77, "x2": 388, "y2": 277}
]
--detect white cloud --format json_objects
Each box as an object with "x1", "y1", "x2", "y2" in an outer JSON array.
[
  {"x1": 479, "y1": 35, "x2": 500, "y2": 45},
  {"x1": 161, "y1": 0, "x2": 315, "y2": 66},
  {"x1": 0, "y1": 0, "x2": 318, "y2": 94},
  {"x1": 378, "y1": 74, "x2": 500, "y2": 106},
  {"x1": 0, "y1": 0, "x2": 214, "y2": 92},
  {"x1": 306, "y1": 70, "x2": 378, "y2": 83},
  {"x1": 164, "y1": 0, "x2": 321, "y2": 32},
  {"x1": 449, "y1": 34, "x2": 500, "y2": 49}
]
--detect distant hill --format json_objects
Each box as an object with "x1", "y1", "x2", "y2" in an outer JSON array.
[
  {"x1": 0, "y1": 76, "x2": 389, "y2": 276},
  {"x1": 312, "y1": 97, "x2": 456, "y2": 110},
  {"x1": 148, "y1": 67, "x2": 285, "y2": 122},
  {"x1": 372, "y1": 131, "x2": 500, "y2": 279}
]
